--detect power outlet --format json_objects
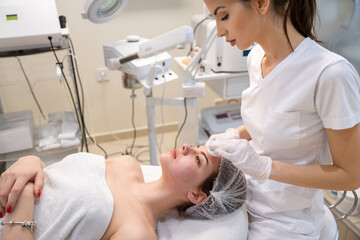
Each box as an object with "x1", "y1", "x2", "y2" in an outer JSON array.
[{"x1": 96, "y1": 67, "x2": 110, "y2": 82}]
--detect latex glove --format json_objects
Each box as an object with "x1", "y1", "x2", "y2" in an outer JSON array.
[
  {"x1": 209, "y1": 138, "x2": 272, "y2": 183},
  {"x1": 0, "y1": 156, "x2": 45, "y2": 216},
  {"x1": 205, "y1": 128, "x2": 240, "y2": 148}
]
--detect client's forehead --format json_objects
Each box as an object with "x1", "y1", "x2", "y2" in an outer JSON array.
[{"x1": 198, "y1": 146, "x2": 221, "y2": 173}]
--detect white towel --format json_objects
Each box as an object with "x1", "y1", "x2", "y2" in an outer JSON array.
[{"x1": 33, "y1": 153, "x2": 113, "y2": 240}]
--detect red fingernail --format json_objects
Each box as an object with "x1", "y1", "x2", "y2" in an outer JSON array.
[
  {"x1": 6, "y1": 206, "x2": 12, "y2": 213},
  {"x1": 0, "y1": 212, "x2": 3, "y2": 218},
  {"x1": 37, "y1": 189, "x2": 41, "y2": 197}
]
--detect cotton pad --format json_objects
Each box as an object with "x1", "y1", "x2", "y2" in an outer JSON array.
[{"x1": 207, "y1": 146, "x2": 218, "y2": 157}]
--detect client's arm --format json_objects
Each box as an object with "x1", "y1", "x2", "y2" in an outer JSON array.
[
  {"x1": 0, "y1": 156, "x2": 44, "y2": 216},
  {"x1": 2, "y1": 183, "x2": 35, "y2": 240}
]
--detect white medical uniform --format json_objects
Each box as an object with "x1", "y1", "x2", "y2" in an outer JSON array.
[{"x1": 241, "y1": 38, "x2": 360, "y2": 239}]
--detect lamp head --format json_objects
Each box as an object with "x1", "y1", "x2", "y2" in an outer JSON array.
[{"x1": 82, "y1": 0, "x2": 128, "y2": 24}]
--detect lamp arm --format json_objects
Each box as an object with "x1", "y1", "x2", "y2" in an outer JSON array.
[
  {"x1": 184, "y1": 26, "x2": 217, "y2": 85},
  {"x1": 106, "y1": 25, "x2": 194, "y2": 70}
]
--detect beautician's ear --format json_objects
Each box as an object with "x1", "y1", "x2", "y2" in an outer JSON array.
[
  {"x1": 256, "y1": 0, "x2": 270, "y2": 14},
  {"x1": 187, "y1": 191, "x2": 207, "y2": 204}
]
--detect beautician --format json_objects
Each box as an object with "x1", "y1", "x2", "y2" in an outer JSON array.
[{"x1": 203, "y1": 0, "x2": 360, "y2": 239}]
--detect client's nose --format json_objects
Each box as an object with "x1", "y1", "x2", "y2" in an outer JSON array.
[{"x1": 182, "y1": 144, "x2": 191, "y2": 155}]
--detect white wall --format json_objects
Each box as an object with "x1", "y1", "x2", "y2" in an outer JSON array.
[{"x1": 0, "y1": 0, "x2": 221, "y2": 139}]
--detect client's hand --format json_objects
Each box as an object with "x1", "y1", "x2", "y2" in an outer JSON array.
[
  {"x1": 0, "y1": 155, "x2": 45, "y2": 216},
  {"x1": 205, "y1": 128, "x2": 240, "y2": 147},
  {"x1": 208, "y1": 138, "x2": 272, "y2": 183}
]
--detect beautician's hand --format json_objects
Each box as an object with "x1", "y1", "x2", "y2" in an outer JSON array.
[
  {"x1": 205, "y1": 128, "x2": 240, "y2": 147},
  {"x1": 209, "y1": 139, "x2": 272, "y2": 183},
  {"x1": 0, "y1": 155, "x2": 45, "y2": 216}
]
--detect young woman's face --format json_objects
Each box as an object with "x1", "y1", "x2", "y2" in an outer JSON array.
[
  {"x1": 204, "y1": 0, "x2": 260, "y2": 50},
  {"x1": 160, "y1": 144, "x2": 221, "y2": 193}
]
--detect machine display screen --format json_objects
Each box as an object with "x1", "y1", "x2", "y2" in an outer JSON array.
[
  {"x1": 215, "y1": 113, "x2": 229, "y2": 119},
  {"x1": 6, "y1": 14, "x2": 18, "y2": 21}
]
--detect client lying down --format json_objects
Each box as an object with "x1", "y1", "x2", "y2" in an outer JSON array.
[{"x1": 0, "y1": 144, "x2": 247, "y2": 240}]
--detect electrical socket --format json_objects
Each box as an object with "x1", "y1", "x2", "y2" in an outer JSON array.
[{"x1": 96, "y1": 67, "x2": 110, "y2": 82}]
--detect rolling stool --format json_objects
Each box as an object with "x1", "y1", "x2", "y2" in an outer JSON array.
[{"x1": 320, "y1": 190, "x2": 359, "y2": 240}]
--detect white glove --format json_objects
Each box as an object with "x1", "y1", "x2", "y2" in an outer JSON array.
[
  {"x1": 205, "y1": 128, "x2": 240, "y2": 147},
  {"x1": 208, "y1": 138, "x2": 272, "y2": 183}
]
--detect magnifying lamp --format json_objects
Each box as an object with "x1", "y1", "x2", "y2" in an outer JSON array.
[{"x1": 82, "y1": 0, "x2": 128, "y2": 23}]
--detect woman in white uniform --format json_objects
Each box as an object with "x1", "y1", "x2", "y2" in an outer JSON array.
[{"x1": 203, "y1": 0, "x2": 360, "y2": 239}]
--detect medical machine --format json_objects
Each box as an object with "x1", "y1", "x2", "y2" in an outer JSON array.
[
  {"x1": 316, "y1": 0, "x2": 360, "y2": 74},
  {"x1": 0, "y1": 0, "x2": 68, "y2": 55},
  {"x1": 102, "y1": 25, "x2": 196, "y2": 164},
  {"x1": 103, "y1": 37, "x2": 177, "y2": 89},
  {"x1": 200, "y1": 103, "x2": 243, "y2": 137},
  {"x1": 191, "y1": 14, "x2": 254, "y2": 73},
  {"x1": 103, "y1": 25, "x2": 193, "y2": 88},
  {"x1": 105, "y1": 26, "x2": 194, "y2": 69}
]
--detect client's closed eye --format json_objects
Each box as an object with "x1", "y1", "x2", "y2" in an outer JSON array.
[{"x1": 195, "y1": 155, "x2": 201, "y2": 165}]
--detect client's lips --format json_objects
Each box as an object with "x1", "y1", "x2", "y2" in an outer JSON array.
[{"x1": 171, "y1": 149, "x2": 177, "y2": 159}]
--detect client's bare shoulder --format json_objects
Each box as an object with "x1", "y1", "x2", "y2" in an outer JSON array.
[
  {"x1": 105, "y1": 155, "x2": 144, "y2": 183},
  {"x1": 101, "y1": 155, "x2": 153, "y2": 240},
  {"x1": 109, "y1": 223, "x2": 157, "y2": 240}
]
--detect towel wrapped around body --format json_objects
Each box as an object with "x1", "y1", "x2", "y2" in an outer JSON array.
[
  {"x1": 33, "y1": 152, "x2": 114, "y2": 240},
  {"x1": 0, "y1": 153, "x2": 114, "y2": 240}
]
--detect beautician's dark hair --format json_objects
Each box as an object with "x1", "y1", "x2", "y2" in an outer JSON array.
[
  {"x1": 273, "y1": 0, "x2": 320, "y2": 50},
  {"x1": 241, "y1": 0, "x2": 320, "y2": 50}
]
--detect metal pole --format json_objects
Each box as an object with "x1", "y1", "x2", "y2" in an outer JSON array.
[
  {"x1": 145, "y1": 96, "x2": 198, "y2": 165},
  {"x1": 146, "y1": 96, "x2": 158, "y2": 165}
]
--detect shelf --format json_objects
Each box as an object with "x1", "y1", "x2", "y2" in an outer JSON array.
[{"x1": 174, "y1": 56, "x2": 249, "y2": 99}]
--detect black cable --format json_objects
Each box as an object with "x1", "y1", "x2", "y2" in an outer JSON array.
[
  {"x1": 107, "y1": 151, "x2": 126, "y2": 157},
  {"x1": 69, "y1": 37, "x2": 108, "y2": 157},
  {"x1": 60, "y1": 37, "x2": 108, "y2": 157},
  {"x1": 68, "y1": 38, "x2": 84, "y2": 113},
  {"x1": 128, "y1": 88, "x2": 137, "y2": 155},
  {"x1": 125, "y1": 144, "x2": 149, "y2": 156},
  {"x1": 84, "y1": 127, "x2": 108, "y2": 158},
  {"x1": 174, "y1": 98, "x2": 188, "y2": 150},
  {"x1": 66, "y1": 47, "x2": 88, "y2": 152},
  {"x1": 67, "y1": 39, "x2": 85, "y2": 150},
  {"x1": 69, "y1": 39, "x2": 107, "y2": 156},
  {"x1": 15, "y1": 57, "x2": 46, "y2": 120},
  {"x1": 68, "y1": 37, "x2": 112, "y2": 158},
  {"x1": 48, "y1": 37, "x2": 85, "y2": 151},
  {"x1": 135, "y1": 148, "x2": 150, "y2": 162},
  {"x1": 49, "y1": 36, "x2": 88, "y2": 152},
  {"x1": 187, "y1": 17, "x2": 210, "y2": 57}
]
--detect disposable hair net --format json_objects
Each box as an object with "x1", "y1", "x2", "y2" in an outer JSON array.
[{"x1": 184, "y1": 158, "x2": 247, "y2": 220}]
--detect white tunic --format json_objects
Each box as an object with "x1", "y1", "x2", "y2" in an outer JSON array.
[{"x1": 242, "y1": 38, "x2": 360, "y2": 239}]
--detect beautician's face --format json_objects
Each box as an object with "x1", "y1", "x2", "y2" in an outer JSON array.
[
  {"x1": 204, "y1": 0, "x2": 259, "y2": 50},
  {"x1": 160, "y1": 144, "x2": 221, "y2": 192}
]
